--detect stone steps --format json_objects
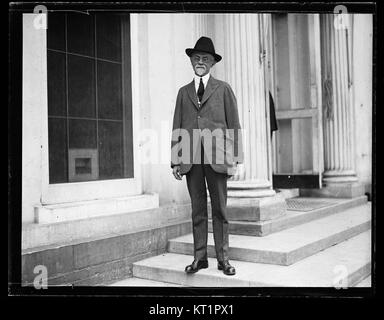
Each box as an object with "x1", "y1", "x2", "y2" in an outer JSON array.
[
  {"x1": 130, "y1": 231, "x2": 371, "y2": 287},
  {"x1": 110, "y1": 277, "x2": 182, "y2": 287},
  {"x1": 354, "y1": 275, "x2": 371, "y2": 287},
  {"x1": 209, "y1": 196, "x2": 367, "y2": 236},
  {"x1": 169, "y1": 203, "x2": 371, "y2": 265},
  {"x1": 108, "y1": 196, "x2": 371, "y2": 287}
]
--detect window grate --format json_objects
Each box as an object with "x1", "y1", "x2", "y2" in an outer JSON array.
[{"x1": 286, "y1": 198, "x2": 337, "y2": 212}]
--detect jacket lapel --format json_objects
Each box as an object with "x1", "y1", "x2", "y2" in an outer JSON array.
[
  {"x1": 185, "y1": 76, "x2": 220, "y2": 111},
  {"x1": 200, "y1": 76, "x2": 220, "y2": 107},
  {"x1": 186, "y1": 80, "x2": 199, "y2": 110}
]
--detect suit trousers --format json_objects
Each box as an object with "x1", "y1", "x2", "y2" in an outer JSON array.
[{"x1": 185, "y1": 143, "x2": 230, "y2": 263}]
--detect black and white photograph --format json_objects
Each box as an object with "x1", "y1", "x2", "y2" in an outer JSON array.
[{"x1": 9, "y1": 2, "x2": 376, "y2": 305}]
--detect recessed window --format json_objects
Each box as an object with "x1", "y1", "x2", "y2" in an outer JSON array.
[{"x1": 47, "y1": 13, "x2": 133, "y2": 183}]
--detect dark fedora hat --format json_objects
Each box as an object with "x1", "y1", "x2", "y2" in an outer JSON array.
[{"x1": 185, "y1": 36, "x2": 222, "y2": 62}]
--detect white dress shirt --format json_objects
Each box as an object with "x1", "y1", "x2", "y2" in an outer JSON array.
[{"x1": 194, "y1": 73, "x2": 210, "y2": 93}]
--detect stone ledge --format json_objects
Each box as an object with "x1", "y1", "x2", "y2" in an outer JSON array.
[
  {"x1": 300, "y1": 183, "x2": 366, "y2": 198},
  {"x1": 34, "y1": 193, "x2": 159, "y2": 224},
  {"x1": 23, "y1": 202, "x2": 192, "y2": 250},
  {"x1": 22, "y1": 220, "x2": 192, "y2": 286},
  {"x1": 22, "y1": 251, "x2": 156, "y2": 287}
]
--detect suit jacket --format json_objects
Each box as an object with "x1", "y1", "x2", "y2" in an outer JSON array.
[{"x1": 171, "y1": 75, "x2": 244, "y2": 175}]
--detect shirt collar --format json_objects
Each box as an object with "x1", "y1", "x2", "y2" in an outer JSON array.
[{"x1": 194, "y1": 73, "x2": 210, "y2": 90}]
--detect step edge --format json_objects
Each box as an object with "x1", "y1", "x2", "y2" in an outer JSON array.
[
  {"x1": 230, "y1": 200, "x2": 369, "y2": 236},
  {"x1": 168, "y1": 221, "x2": 370, "y2": 265},
  {"x1": 22, "y1": 219, "x2": 192, "y2": 255},
  {"x1": 259, "y1": 197, "x2": 368, "y2": 226},
  {"x1": 286, "y1": 221, "x2": 371, "y2": 265},
  {"x1": 132, "y1": 257, "x2": 371, "y2": 287}
]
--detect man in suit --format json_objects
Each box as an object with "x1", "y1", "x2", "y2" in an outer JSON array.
[{"x1": 171, "y1": 37, "x2": 243, "y2": 276}]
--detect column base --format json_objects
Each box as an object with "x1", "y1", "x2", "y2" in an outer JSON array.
[
  {"x1": 208, "y1": 180, "x2": 287, "y2": 222},
  {"x1": 322, "y1": 170, "x2": 359, "y2": 184},
  {"x1": 228, "y1": 189, "x2": 276, "y2": 198},
  {"x1": 227, "y1": 193, "x2": 287, "y2": 221},
  {"x1": 208, "y1": 190, "x2": 287, "y2": 222},
  {"x1": 300, "y1": 182, "x2": 366, "y2": 199},
  {"x1": 227, "y1": 179, "x2": 276, "y2": 198}
]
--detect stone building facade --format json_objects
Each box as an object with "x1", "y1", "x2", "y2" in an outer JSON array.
[{"x1": 21, "y1": 12, "x2": 372, "y2": 285}]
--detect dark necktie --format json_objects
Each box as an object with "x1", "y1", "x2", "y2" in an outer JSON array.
[{"x1": 197, "y1": 77, "x2": 204, "y2": 104}]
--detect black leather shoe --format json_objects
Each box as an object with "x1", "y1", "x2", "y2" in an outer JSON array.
[
  {"x1": 217, "y1": 261, "x2": 236, "y2": 276},
  {"x1": 185, "y1": 260, "x2": 208, "y2": 274}
]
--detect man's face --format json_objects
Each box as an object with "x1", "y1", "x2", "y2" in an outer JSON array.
[{"x1": 190, "y1": 52, "x2": 216, "y2": 77}]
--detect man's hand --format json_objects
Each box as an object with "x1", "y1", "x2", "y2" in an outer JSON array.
[
  {"x1": 234, "y1": 163, "x2": 245, "y2": 180},
  {"x1": 172, "y1": 165, "x2": 182, "y2": 180},
  {"x1": 228, "y1": 162, "x2": 245, "y2": 179}
]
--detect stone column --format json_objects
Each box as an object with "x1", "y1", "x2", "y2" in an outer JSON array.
[
  {"x1": 317, "y1": 14, "x2": 364, "y2": 198},
  {"x1": 220, "y1": 14, "x2": 274, "y2": 195},
  {"x1": 194, "y1": 14, "x2": 207, "y2": 39},
  {"x1": 214, "y1": 14, "x2": 286, "y2": 219}
]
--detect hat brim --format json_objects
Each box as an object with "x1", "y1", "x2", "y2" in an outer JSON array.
[{"x1": 185, "y1": 48, "x2": 222, "y2": 62}]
